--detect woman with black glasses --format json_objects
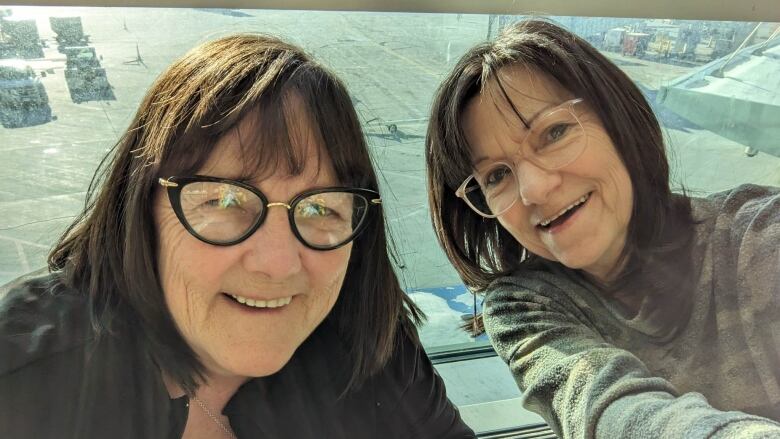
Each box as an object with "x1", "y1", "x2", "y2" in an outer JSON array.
[
  {"x1": 426, "y1": 19, "x2": 780, "y2": 439},
  {"x1": 0, "y1": 34, "x2": 474, "y2": 439}
]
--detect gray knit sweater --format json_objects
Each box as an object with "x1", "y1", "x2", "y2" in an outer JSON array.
[{"x1": 484, "y1": 184, "x2": 780, "y2": 438}]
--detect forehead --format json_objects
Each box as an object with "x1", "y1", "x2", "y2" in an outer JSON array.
[
  {"x1": 462, "y1": 65, "x2": 574, "y2": 158},
  {"x1": 199, "y1": 98, "x2": 335, "y2": 184},
  {"x1": 479, "y1": 64, "x2": 572, "y2": 119}
]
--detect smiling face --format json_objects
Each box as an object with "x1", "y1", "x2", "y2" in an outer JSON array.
[
  {"x1": 462, "y1": 65, "x2": 634, "y2": 281},
  {"x1": 154, "y1": 115, "x2": 351, "y2": 382}
]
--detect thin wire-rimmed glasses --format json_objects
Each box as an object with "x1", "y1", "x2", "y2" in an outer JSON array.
[
  {"x1": 158, "y1": 176, "x2": 381, "y2": 250},
  {"x1": 456, "y1": 98, "x2": 587, "y2": 218}
]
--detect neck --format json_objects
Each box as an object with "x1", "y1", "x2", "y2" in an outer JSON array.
[
  {"x1": 582, "y1": 259, "x2": 622, "y2": 285},
  {"x1": 196, "y1": 375, "x2": 248, "y2": 411},
  {"x1": 163, "y1": 371, "x2": 248, "y2": 411},
  {"x1": 583, "y1": 240, "x2": 629, "y2": 285}
]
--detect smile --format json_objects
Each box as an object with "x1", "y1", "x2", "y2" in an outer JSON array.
[
  {"x1": 227, "y1": 294, "x2": 293, "y2": 309},
  {"x1": 538, "y1": 192, "x2": 591, "y2": 228}
]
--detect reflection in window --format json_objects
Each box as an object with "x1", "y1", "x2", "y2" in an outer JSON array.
[{"x1": 0, "y1": 7, "x2": 777, "y2": 351}]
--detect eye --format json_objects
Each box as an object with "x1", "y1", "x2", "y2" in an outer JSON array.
[
  {"x1": 543, "y1": 123, "x2": 571, "y2": 146},
  {"x1": 484, "y1": 166, "x2": 511, "y2": 188},
  {"x1": 203, "y1": 197, "x2": 237, "y2": 209},
  {"x1": 203, "y1": 188, "x2": 244, "y2": 209}
]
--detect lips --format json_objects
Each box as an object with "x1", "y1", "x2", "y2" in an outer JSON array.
[{"x1": 537, "y1": 192, "x2": 591, "y2": 228}]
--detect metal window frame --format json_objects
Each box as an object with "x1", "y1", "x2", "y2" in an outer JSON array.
[
  {"x1": 429, "y1": 342, "x2": 496, "y2": 365},
  {"x1": 7, "y1": 0, "x2": 780, "y2": 22}
]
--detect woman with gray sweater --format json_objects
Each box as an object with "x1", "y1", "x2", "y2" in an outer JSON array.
[{"x1": 426, "y1": 19, "x2": 780, "y2": 438}]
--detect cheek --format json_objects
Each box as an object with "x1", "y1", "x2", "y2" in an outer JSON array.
[
  {"x1": 301, "y1": 246, "x2": 351, "y2": 315},
  {"x1": 617, "y1": 165, "x2": 633, "y2": 219},
  {"x1": 580, "y1": 135, "x2": 634, "y2": 224},
  {"x1": 157, "y1": 213, "x2": 189, "y2": 292},
  {"x1": 156, "y1": 211, "x2": 232, "y2": 330},
  {"x1": 616, "y1": 178, "x2": 633, "y2": 229},
  {"x1": 305, "y1": 274, "x2": 344, "y2": 321},
  {"x1": 602, "y1": 154, "x2": 634, "y2": 226},
  {"x1": 157, "y1": 209, "x2": 235, "y2": 283},
  {"x1": 496, "y1": 207, "x2": 551, "y2": 257},
  {"x1": 497, "y1": 210, "x2": 524, "y2": 241}
]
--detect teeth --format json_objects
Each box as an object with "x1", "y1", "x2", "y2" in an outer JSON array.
[
  {"x1": 229, "y1": 294, "x2": 292, "y2": 309},
  {"x1": 539, "y1": 193, "x2": 590, "y2": 227}
]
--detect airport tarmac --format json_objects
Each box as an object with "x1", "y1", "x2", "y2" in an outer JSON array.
[{"x1": 1, "y1": 7, "x2": 778, "y2": 349}]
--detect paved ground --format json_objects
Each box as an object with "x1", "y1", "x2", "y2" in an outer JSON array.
[{"x1": 1, "y1": 7, "x2": 778, "y2": 349}]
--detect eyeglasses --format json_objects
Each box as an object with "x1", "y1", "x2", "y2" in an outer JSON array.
[
  {"x1": 158, "y1": 176, "x2": 381, "y2": 250},
  {"x1": 456, "y1": 98, "x2": 587, "y2": 218}
]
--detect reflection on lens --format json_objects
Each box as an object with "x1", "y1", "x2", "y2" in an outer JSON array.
[
  {"x1": 180, "y1": 182, "x2": 263, "y2": 243},
  {"x1": 295, "y1": 192, "x2": 367, "y2": 248},
  {"x1": 176, "y1": 183, "x2": 372, "y2": 248},
  {"x1": 529, "y1": 106, "x2": 586, "y2": 168},
  {"x1": 466, "y1": 164, "x2": 520, "y2": 217},
  {"x1": 463, "y1": 177, "x2": 493, "y2": 216}
]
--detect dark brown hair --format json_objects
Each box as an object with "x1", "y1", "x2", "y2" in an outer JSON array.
[
  {"x1": 49, "y1": 34, "x2": 421, "y2": 394},
  {"x1": 426, "y1": 19, "x2": 693, "y2": 310}
]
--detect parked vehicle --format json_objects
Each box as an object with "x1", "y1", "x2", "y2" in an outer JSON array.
[
  {"x1": 63, "y1": 46, "x2": 111, "y2": 103},
  {"x1": 603, "y1": 27, "x2": 626, "y2": 52},
  {"x1": 622, "y1": 32, "x2": 651, "y2": 57},
  {"x1": 0, "y1": 18, "x2": 45, "y2": 59},
  {"x1": 49, "y1": 17, "x2": 89, "y2": 52},
  {"x1": 0, "y1": 59, "x2": 52, "y2": 127}
]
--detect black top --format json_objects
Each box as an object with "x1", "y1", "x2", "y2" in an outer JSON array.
[{"x1": 0, "y1": 271, "x2": 476, "y2": 438}]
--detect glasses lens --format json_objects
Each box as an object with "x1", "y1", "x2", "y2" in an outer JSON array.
[
  {"x1": 179, "y1": 181, "x2": 263, "y2": 244},
  {"x1": 463, "y1": 163, "x2": 518, "y2": 216},
  {"x1": 293, "y1": 191, "x2": 368, "y2": 248},
  {"x1": 528, "y1": 106, "x2": 586, "y2": 168}
]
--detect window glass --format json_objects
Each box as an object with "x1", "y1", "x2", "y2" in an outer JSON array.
[{"x1": 0, "y1": 7, "x2": 777, "y2": 352}]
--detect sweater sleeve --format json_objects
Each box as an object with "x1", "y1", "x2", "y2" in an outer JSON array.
[
  {"x1": 717, "y1": 184, "x2": 780, "y2": 414},
  {"x1": 483, "y1": 275, "x2": 780, "y2": 439}
]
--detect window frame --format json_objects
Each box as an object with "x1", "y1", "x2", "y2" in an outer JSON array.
[{"x1": 10, "y1": 0, "x2": 780, "y2": 22}]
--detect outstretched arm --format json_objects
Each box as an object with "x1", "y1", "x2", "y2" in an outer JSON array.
[{"x1": 484, "y1": 276, "x2": 780, "y2": 439}]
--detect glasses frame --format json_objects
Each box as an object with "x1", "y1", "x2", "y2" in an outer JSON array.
[
  {"x1": 158, "y1": 175, "x2": 381, "y2": 250},
  {"x1": 456, "y1": 98, "x2": 587, "y2": 218}
]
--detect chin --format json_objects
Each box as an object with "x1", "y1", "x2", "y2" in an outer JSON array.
[
  {"x1": 567, "y1": 254, "x2": 598, "y2": 269},
  {"x1": 232, "y1": 351, "x2": 296, "y2": 378},
  {"x1": 212, "y1": 340, "x2": 299, "y2": 378},
  {"x1": 561, "y1": 250, "x2": 616, "y2": 280}
]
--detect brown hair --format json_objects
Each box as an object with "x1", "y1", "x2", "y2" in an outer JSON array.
[
  {"x1": 49, "y1": 34, "x2": 421, "y2": 394},
  {"x1": 426, "y1": 19, "x2": 694, "y2": 319}
]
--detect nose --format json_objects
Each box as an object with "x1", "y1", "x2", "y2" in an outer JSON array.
[
  {"x1": 514, "y1": 160, "x2": 562, "y2": 206},
  {"x1": 240, "y1": 205, "x2": 302, "y2": 279}
]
